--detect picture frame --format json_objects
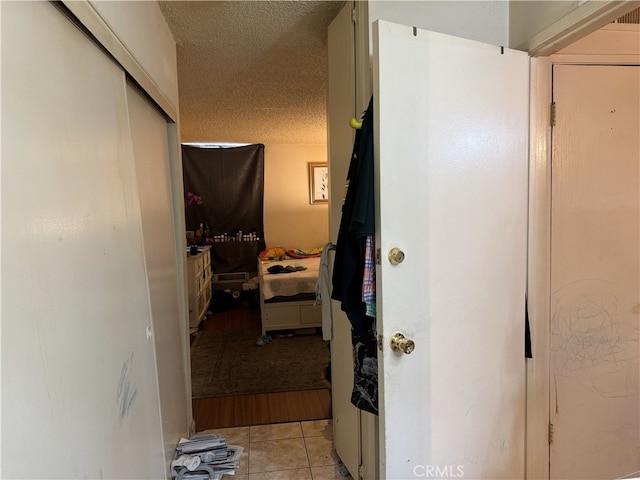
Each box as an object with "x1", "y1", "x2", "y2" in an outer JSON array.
[{"x1": 308, "y1": 162, "x2": 329, "y2": 204}]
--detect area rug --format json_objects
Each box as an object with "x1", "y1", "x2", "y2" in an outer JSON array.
[{"x1": 190, "y1": 327, "x2": 330, "y2": 399}]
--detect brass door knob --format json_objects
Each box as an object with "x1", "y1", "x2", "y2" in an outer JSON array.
[
  {"x1": 390, "y1": 332, "x2": 415, "y2": 354},
  {"x1": 388, "y1": 248, "x2": 405, "y2": 265}
]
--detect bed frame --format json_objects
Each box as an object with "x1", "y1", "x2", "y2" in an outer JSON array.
[{"x1": 257, "y1": 258, "x2": 322, "y2": 335}]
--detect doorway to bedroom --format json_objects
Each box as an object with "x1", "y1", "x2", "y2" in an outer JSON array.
[
  {"x1": 157, "y1": 0, "x2": 340, "y2": 430},
  {"x1": 183, "y1": 143, "x2": 333, "y2": 430}
]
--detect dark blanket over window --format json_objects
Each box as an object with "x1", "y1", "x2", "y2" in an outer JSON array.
[{"x1": 182, "y1": 144, "x2": 265, "y2": 273}]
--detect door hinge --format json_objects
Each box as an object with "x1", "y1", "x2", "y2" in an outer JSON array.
[
  {"x1": 375, "y1": 248, "x2": 381, "y2": 265},
  {"x1": 358, "y1": 463, "x2": 366, "y2": 480},
  {"x1": 548, "y1": 423, "x2": 554, "y2": 444},
  {"x1": 550, "y1": 102, "x2": 557, "y2": 127},
  {"x1": 377, "y1": 333, "x2": 383, "y2": 351},
  {"x1": 351, "y1": 7, "x2": 357, "y2": 23}
]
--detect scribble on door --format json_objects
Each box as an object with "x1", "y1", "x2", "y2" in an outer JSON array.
[{"x1": 551, "y1": 279, "x2": 639, "y2": 398}]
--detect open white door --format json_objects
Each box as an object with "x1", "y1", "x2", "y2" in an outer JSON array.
[{"x1": 373, "y1": 21, "x2": 529, "y2": 479}]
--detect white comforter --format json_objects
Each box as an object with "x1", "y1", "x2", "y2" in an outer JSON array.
[{"x1": 259, "y1": 257, "x2": 320, "y2": 300}]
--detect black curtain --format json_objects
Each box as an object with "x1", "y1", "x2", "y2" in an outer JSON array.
[{"x1": 182, "y1": 144, "x2": 265, "y2": 273}]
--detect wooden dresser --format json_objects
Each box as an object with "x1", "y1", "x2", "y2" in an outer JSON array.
[{"x1": 187, "y1": 245, "x2": 212, "y2": 330}]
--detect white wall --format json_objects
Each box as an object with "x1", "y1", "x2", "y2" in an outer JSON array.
[
  {"x1": 368, "y1": 1, "x2": 509, "y2": 46},
  {"x1": 353, "y1": 1, "x2": 510, "y2": 113},
  {"x1": 509, "y1": 0, "x2": 582, "y2": 48},
  {"x1": 263, "y1": 144, "x2": 329, "y2": 249}
]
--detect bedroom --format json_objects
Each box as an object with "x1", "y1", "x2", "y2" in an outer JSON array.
[{"x1": 158, "y1": 0, "x2": 342, "y2": 428}]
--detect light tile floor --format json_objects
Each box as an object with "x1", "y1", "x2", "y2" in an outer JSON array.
[{"x1": 203, "y1": 420, "x2": 353, "y2": 480}]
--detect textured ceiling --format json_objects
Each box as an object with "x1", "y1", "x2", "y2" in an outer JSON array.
[{"x1": 159, "y1": 1, "x2": 345, "y2": 144}]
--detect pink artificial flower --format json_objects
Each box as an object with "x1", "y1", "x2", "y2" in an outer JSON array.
[{"x1": 186, "y1": 192, "x2": 203, "y2": 206}]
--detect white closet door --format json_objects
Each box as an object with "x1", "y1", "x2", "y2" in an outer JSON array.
[
  {"x1": 327, "y1": 4, "x2": 362, "y2": 479},
  {"x1": 127, "y1": 82, "x2": 189, "y2": 475},
  {"x1": 2, "y1": 2, "x2": 165, "y2": 478}
]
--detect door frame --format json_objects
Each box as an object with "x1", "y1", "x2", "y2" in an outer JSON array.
[
  {"x1": 517, "y1": 1, "x2": 637, "y2": 56},
  {"x1": 526, "y1": 22, "x2": 640, "y2": 480}
]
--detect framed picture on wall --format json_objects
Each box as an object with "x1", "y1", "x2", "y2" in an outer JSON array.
[{"x1": 309, "y1": 163, "x2": 329, "y2": 204}]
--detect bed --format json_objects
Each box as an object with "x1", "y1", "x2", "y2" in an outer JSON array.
[{"x1": 257, "y1": 256, "x2": 322, "y2": 335}]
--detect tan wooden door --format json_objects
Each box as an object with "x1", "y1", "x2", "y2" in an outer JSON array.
[{"x1": 550, "y1": 64, "x2": 640, "y2": 479}]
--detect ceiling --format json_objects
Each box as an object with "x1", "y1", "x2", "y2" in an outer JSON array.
[{"x1": 159, "y1": 1, "x2": 345, "y2": 145}]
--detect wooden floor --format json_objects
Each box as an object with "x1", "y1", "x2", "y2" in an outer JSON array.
[
  {"x1": 192, "y1": 389, "x2": 332, "y2": 430},
  {"x1": 191, "y1": 305, "x2": 332, "y2": 430}
]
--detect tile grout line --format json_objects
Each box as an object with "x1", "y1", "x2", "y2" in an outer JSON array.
[
  {"x1": 240, "y1": 421, "x2": 335, "y2": 478},
  {"x1": 247, "y1": 429, "x2": 251, "y2": 479}
]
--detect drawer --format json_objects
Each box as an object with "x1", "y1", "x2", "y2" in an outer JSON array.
[
  {"x1": 264, "y1": 305, "x2": 301, "y2": 329},
  {"x1": 196, "y1": 271, "x2": 203, "y2": 293},
  {"x1": 204, "y1": 281, "x2": 212, "y2": 304},
  {"x1": 300, "y1": 304, "x2": 321, "y2": 325},
  {"x1": 202, "y1": 265, "x2": 209, "y2": 283}
]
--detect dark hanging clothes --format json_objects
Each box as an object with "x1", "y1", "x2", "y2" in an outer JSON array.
[
  {"x1": 331, "y1": 96, "x2": 375, "y2": 333},
  {"x1": 332, "y1": 96, "x2": 378, "y2": 416},
  {"x1": 351, "y1": 322, "x2": 379, "y2": 414}
]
